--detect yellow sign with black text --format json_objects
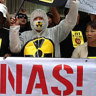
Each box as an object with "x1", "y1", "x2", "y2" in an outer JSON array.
[
  {"x1": 39, "y1": 0, "x2": 54, "y2": 3},
  {"x1": 71, "y1": 31, "x2": 84, "y2": 48},
  {"x1": 0, "y1": 38, "x2": 2, "y2": 49}
]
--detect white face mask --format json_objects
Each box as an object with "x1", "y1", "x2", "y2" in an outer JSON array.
[{"x1": 33, "y1": 20, "x2": 45, "y2": 32}]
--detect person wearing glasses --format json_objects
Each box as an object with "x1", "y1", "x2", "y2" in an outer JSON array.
[
  {"x1": 10, "y1": 13, "x2": 32, "y2": 57},
  {"x1": 11, "y1": 13, "x2": 31, "y2": 34}
]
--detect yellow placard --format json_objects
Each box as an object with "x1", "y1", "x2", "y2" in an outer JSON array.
[
  {"x1": 71, "y1": 31, "x2": 84, "y2": 48},
  {"x1": 39, "y1": 0, "x2": 54, "y2": 3},
  {"x1": 0, "y1": 38, "x2": 2, "y2": 49},
  {"x1": 88, "y1": 57, "x2": 96, "y2": 59}
]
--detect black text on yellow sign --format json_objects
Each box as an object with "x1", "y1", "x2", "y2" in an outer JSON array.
[{"x1": 71, "y1": 31, "x2": 84, "y2": 48}]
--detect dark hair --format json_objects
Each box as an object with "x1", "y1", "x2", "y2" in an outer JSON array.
[
  {"x1": 46, "y1": 12, "x2": 53, "y2": 19},
  {"x1": 86, "y1": 20, "x2": 96, "y2": 29},
  {"x1": 0, "y1": 12, "x2": 6, "y2": 24},
  {"x1": 15, "y1": 13, "x2": 28, "y2": 20}
]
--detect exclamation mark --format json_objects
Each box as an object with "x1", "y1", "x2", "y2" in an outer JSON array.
[{"x1": 76, "y1": 66, "x2": 83, "y2": 95}]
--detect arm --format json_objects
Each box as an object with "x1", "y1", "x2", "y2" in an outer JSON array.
[
  {"x1": 66, "y1": 0, "x2": 79, "y2": 26},
  {"x1": 9, "y1": 17, "x2": 22, "y2": 53},
  {"x1": 71, "y1": 47, "x2": 80, "y2": 58},
  {"x1": 55, "y1": 0, "x2": 79, "y2": 42},
  {"x1": 5, "y1": 12, "x2": 11, "y2": 28},
  {"x1": 63, "y1": 0, "x2": 79, "y2": 37},
  {"x1": 10, "y1": 25, "x2": 21, "y2": 53},
  {"x1": 0, "y1": 0, "x2": 11, "y2": 28},
  {"x1": 50, "y1": 7, "x2": 60, "y2": 25}
]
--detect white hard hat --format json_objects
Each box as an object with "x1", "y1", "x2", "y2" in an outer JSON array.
[{"x1": 0, "y1": 3, "x2": 7, "y2": 18}]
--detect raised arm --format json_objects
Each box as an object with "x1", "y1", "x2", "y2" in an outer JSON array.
[
  {"x1": 65, "y1": 0, "x2": 79, "y2": 27},
  {"x1": 55, "y1": 0, "x2": 79, "y2": 42},
  {"x1": 9, "y1": 17, "x2": 21, "y2": 53},
  {"x1": 0, "y1": 0, "x2": 11, "y2": 28}
]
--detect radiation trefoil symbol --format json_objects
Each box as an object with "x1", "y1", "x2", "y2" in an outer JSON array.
[
  {"x1": 24, "y1": 37, "x2": 55, "y2": 57},
  {"x1": 36, "y1": 21, "x2": 43, "y2": 28}
]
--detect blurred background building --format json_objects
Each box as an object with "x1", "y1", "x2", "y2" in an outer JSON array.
[{"x1": 6, "y1": 0, "x2": 64, "y2": 18}]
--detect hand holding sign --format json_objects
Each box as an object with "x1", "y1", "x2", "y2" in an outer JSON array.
[
  {"x1": 25, "y1": 0, "x2": 67, "y2": 7},
  {"x1": 10, "y1": 16, "x2": 20, "y2": 26}
]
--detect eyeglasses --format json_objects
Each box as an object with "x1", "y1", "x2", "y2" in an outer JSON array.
[{"x1": 17, "y1": 14, "x2": 28, "y2": 19}]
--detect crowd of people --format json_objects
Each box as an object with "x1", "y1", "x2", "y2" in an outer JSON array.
[{"x1": 0, "y1": 0, "x2": 96, "y2": 58}]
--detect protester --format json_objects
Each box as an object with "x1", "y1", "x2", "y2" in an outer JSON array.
[
  {"x1": 60, "y1": 11, "x2": 90, "y2": 58},
  {"x1": 15, "y1": 13, "x2": 31, "y2": 33},
  {"x1": 10, "y1": 12, "x2": 32, "y2": 57},
  {"x1": 47, "y1": 7, "x2": 60, "y2": 28},
  {"x1": 10, "y1": 13, "x2": 31, "y2": 34},
  {"x1": 0, "y1": 0, "x2": 11, "y2": 28},
  {"x1": 72, "y1": 20, "x2": 96, "y2": 58},
  {"x1": 0, "y1": 3, "x2": 11, "y2": 58},
  {"x1": 9, "y1": 0, "x2": 79, "y2": 57}
]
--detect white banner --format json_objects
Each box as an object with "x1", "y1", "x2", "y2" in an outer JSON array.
[
  {"x1": 0, "y1": 57, "x2": 96, "y2": 96},
  {"x1": 65, "y1": 0, "x2": 96, "y2": 14}
]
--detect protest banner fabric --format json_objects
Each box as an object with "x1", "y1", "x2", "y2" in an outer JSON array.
[{"x1": 0, "y1": 58, "x2": 96, "y2": 96}]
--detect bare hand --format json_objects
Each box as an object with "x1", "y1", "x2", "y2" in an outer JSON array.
[
  {"x1": 3, "y1": 53, "x2": 11, "y2": 59},
  {"x1": 10, "y1": 16, "x2": 20, "y2": 26}
]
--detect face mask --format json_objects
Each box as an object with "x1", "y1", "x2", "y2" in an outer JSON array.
[{"x1": 33, "y1": 20, "x2": 45, "y2": 32}]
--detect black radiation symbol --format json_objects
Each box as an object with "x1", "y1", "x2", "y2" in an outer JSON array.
[
  {"x1": 33, "y1": 39, "x2": 44, "y2": 57},
  {"x1": 33, "y1": 39, "x2": 53, "y2": 57},
  {"x1": 36, "y1": 21, "x2": 42, "y2": 28}
]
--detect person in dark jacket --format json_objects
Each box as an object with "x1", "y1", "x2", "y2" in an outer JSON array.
[{"x1": 0, "y1": 3, "x2": 11, "y2": 58}]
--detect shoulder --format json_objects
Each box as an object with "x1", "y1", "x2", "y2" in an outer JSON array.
[
  {"x1": 74, "y1": 42, "x2": 87, "y2": 53},
  {"x1": 20, "y1": 30, "x2": 33, "y2": 39},
  {"x1": 72, "y1": 42, "x2": 88, "y2": 58},
  {"x1": 21, "y1": 30, "x2": 31, "y2": 35},
  {"x1": 78, "y1": 42, "x2": 87, "y2": 48}
]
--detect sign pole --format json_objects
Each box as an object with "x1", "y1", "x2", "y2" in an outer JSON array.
[{"x1": 16, "y1": 0, "x2": 25, "y2": 15}]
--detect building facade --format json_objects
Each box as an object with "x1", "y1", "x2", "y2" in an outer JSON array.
[{"x1": 6, "y1": 0, "x2": 49, "y2": 15}]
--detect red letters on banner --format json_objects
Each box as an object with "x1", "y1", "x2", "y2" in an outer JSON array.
[
  {"x1": 76, "y1": 66, "x2": 83, "y2": 95},
  {"x1": 8, "y1": 66, "x2": 15, "y2": 90},
  {"x1": 16, "y1": 65, "x2": 22, "y2": 94},
  {"x1": 0, "y1": 64, "x2": 83, "y2": 95},
  {"x1": 0, "y1": 64, "x2": 6, "y2": 94},
  {"x1": 26, "y1": 65, "x2": 48, "y2": 94},
  {"x1": 51, "y1": 65, "x2": 73, "y2": 95}
]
